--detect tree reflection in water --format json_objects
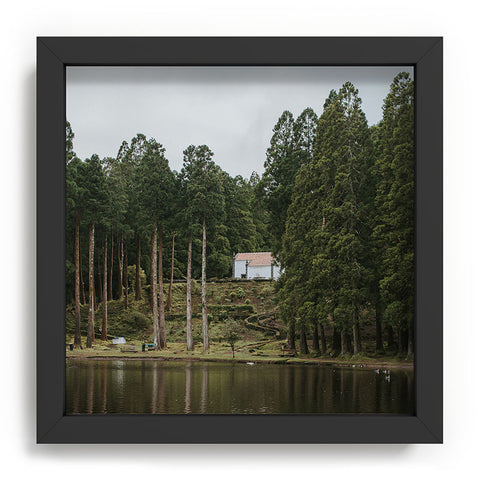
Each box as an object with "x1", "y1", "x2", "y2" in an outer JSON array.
[{"x1": 66, "y1": 359, "x2": 414, "y2": 415}]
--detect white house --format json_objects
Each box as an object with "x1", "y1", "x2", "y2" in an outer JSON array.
[{"x1": 232, "y1": 252, "x2": 281, "y2": 280}]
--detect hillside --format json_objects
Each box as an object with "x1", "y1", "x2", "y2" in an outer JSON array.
[
  {"x1": 65, "y1": 278, "x2": 409, "y2": 363},
  {"x1": 65, "y1": 279, "x2": 283, "y2": 348}
]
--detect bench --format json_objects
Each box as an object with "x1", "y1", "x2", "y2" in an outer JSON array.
[
  {"x1": 120, "y1": 345, "x2": 137, "y2": 353},
  {"x1": 142, "y1": 343, "x2": 156, "y2": 352}
]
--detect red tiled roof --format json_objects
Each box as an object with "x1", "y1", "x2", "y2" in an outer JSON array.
[{"x1": 235, "y1": 252, "x2": 275, "y2": 266}]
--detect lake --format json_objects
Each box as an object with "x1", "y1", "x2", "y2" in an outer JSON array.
[{"x1": 66, "y1": 359, "x2": 414, "y2": 415}]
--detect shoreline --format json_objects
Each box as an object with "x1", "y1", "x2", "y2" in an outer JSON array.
[{"x1": 66, "y1": 351, "x2": 414, "y2": 369}]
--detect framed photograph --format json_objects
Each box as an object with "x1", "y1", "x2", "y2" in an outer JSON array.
[{"x1": 37, "y1": 37, "x2": 442, "y2": 443}]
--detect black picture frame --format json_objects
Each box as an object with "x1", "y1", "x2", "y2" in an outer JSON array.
[{"x1": 37, "y1": 37, "x2": 443, "y2": 444}]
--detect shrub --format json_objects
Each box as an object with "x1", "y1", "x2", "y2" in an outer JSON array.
[
  {"x1": 236, "y1": 287, "x2": 246, "y2": 299},
  {"x1": 222, "y1": 319, "x2": 242, "y2": 358},
  {"x1": 130, "y1": 311, "x2": 150, "y2": 330}
]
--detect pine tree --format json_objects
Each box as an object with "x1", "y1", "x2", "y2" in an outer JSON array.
[
  {"x1": 249, "y1": 171, "x2": 273, "y2": 250},
  {"x1": 261, "y1": 111, "x2": 296, "y2": 254},
  {"x1": 260, "y1": 108, "x2": 318, "y2": 257},
  {"x1": 314, "y1": 82, "x2": 373, "y2": 355},
  {"x1": 375, "y1": 72, "x2": 415, "y2": 357},
  {"x1": 65, "y1": 122, "x2": 84, "y2": 348},
  {"x1": 280, "y1": 159, "x2": 331, "y2": 353},
  {"x1": 181, "y1": 145, "x2": 224, "y2": 352},
  {"x1": 136, "y1": 138, "x2": 174, "y2": 349},
  {"x1": 80, "y1": 154, "x2": 108, "y2": 348},
  {"x1": 279, "y1": 84, "x2": 373, "y2": 357}
]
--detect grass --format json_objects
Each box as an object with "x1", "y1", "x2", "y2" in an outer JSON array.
[
  {"x1": 65, "y1": 280, "x2": 413, "y2": 369},
  {"x1": 66, "y1": 337, "x2": 413, "y2": 368}
]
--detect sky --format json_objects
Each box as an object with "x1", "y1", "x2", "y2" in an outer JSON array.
[{"x1": 67, "y1": 66, "x2": 413, "y2": 179}]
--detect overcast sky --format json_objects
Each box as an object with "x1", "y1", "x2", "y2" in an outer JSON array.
[{"x1": 66, "y1": 66, "x2": 413, "y2": 178}]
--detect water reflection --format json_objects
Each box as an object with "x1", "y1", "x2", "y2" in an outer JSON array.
[
  {"x1": 66, "y1": 359, "x2": 414, "y2": 415},
  {"x1": 201, "y1": 364, "x2": 208, "y2": 414},
  {"x1": 184, "y1": 364, "x2": 192, "y2": 414}
]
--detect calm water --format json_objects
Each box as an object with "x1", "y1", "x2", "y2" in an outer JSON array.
[{"x1": 66, "y1": 359, "x2": 414, "y2": 415}]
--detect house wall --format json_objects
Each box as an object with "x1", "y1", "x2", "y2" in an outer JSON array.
[
  {"x1": 246, "y1": 265, "x2": 271, "y2": 279},
  {"x1": 233, "y1": 260, "x2": 248, "y2": 278},
  {"x1": 233, "y1": 258, "x2": 282, "y2": 280}
]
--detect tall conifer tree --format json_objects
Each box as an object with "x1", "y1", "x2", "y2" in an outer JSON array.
[
  {"x1": 181, "y1": 145, "x2": 224, "y2": 352},
  {"x1": 81, "y1": 154, "x2": 108, "y2": 348},
  {"x1": 375, "y1": 72, "x2": 415, "y2": 356},
  {"x1": 137, "y1": 139, "x2": 174, "y2": 349}
]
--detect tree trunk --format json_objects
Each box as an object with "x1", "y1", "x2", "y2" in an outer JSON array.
[
  {"x1": 118, "y1": 235, "x2": 124, "y2": 299},
  {"x1": 397, "y1": 326, "x2": 403, "y2": 354},
  {"x1": 93, "y1": 264, "x2": 97, "y2": 311},
  {"x1": 96, "y1": 249, "x2": 102, "y2": 311},
  {"x1": 386, "y1": 324, "x2": 396, "y2": 350},
  {"x1": 403, "y1": 328, "x2": 409, "y2": 354},
  {"x1": 375, "y1": 293, "x2": 384, "y2": 354},
  {"x1": 202, "y1": 218, "x2": 209, "y2": 352},
  {"x1": 73, "y1": 213, "x2": 82, "y2": 348},
  {"x1": 135, "y1": 233, "x2": 142, "y2": 300},
  {"x1": 124, "y1": 242, "x2": 129, "y2": 309},
  {"x1": 320, "y1": 323, "x2": 327, "y2": 353},
  {"x1": 158, "y1": 230, "x2": 166, "y2": 349},
  {"x1": 398, "y1": 326, "x2": 407, "y2": 354},
  {"x1": 312, "y1": 322, "x2": 320, "y2": 353},
  {"x1": 407, "y1": 320, "x2": 414, "y2": 359},
  {"x1": 86, "y1": 222, "x2": 95, "y2": 348},
  {"x1": 151, "y1": 225, "x2": 159, "y2": 348},
  {"x1": 186, "y1": 231, "x2": 193, "y2": 351},
  {"x1": 346, "y1": 331, "x2": 353, "y2": 353},
  {"x1": 351, "y1": 305, "x2": 360, "y2": 355},
  {"x1": 79, "y1": 244, "x2": 86, "y2": 305},
  {"x1": 287, "y1": 320, "x2": 296, "y2": 350},
  {"x1": 340, "y1": 328, "x2": 348, "y2": 356},
  {"x1": 92, "y1": 263, "x2": 97, "y2": 311},
  {"x1": 108, "y1": 233, "x2": 113, "y2": 301},
  {"x1": 353, "y1": 322, "x2": 361, "y2": 355},
  {"x1": 166, "y1": 232, "x2": 175, "y2": 312},
  {"x1": 299, "y1": 325, "x2": 309, "y2": 354},
  {"x1": 101, "y1": 232, "x2": 108, "y2": 341},
  {"x1": 332, "y1": 325, "x2": 341, "y2": 354}
]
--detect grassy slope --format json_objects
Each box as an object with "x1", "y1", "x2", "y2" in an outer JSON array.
[
  {"x1": 66, "y1": 279, "x2": 279, "y2": 344},
  {"x1": 65, "y1": 279, "x2": 413, "y2": 367}
]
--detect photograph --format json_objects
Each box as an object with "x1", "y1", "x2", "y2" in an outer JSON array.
[{"x1": 64, "y1": 65, "x2": 415, "y2": 415}]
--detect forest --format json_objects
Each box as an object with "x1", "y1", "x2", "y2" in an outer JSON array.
[{"x1": 66, "y1": 72, "x2": 414, "y2": 359}]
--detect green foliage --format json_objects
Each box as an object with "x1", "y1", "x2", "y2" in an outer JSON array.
[
  {"x1": 259, "y1": 108, "x2": 318, "y2": 254},
  {"x1": 136, "y1": 138, "x2": 174, "y2": 235},
  {"x1": 278, "y1": 82, "x2": 373, "y2": 346},
  {"x1": 236, "y1": 287, "x2": 246, "y2": 299},
  {"x1": 221, "y1": 319, "x2": 242, "y2": 357},
  {"x1": 130, "y1": 311, "x2": 150, "y2": 330},
  {"x1": 181, "y1": 144, "x2": 225, "y2": 231},
  {"x1": 64, "y1": 73, "x2": 413, "y2": 359},
  {"x1": 374, "y1": 72, "x2": 415, "y2": 342},
  {"x1": 275, "y1": 76, "x2": 414, "y2": 356},
  {"x1": 127, "y1": 265, "x2": 146, "y2": 293}
]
